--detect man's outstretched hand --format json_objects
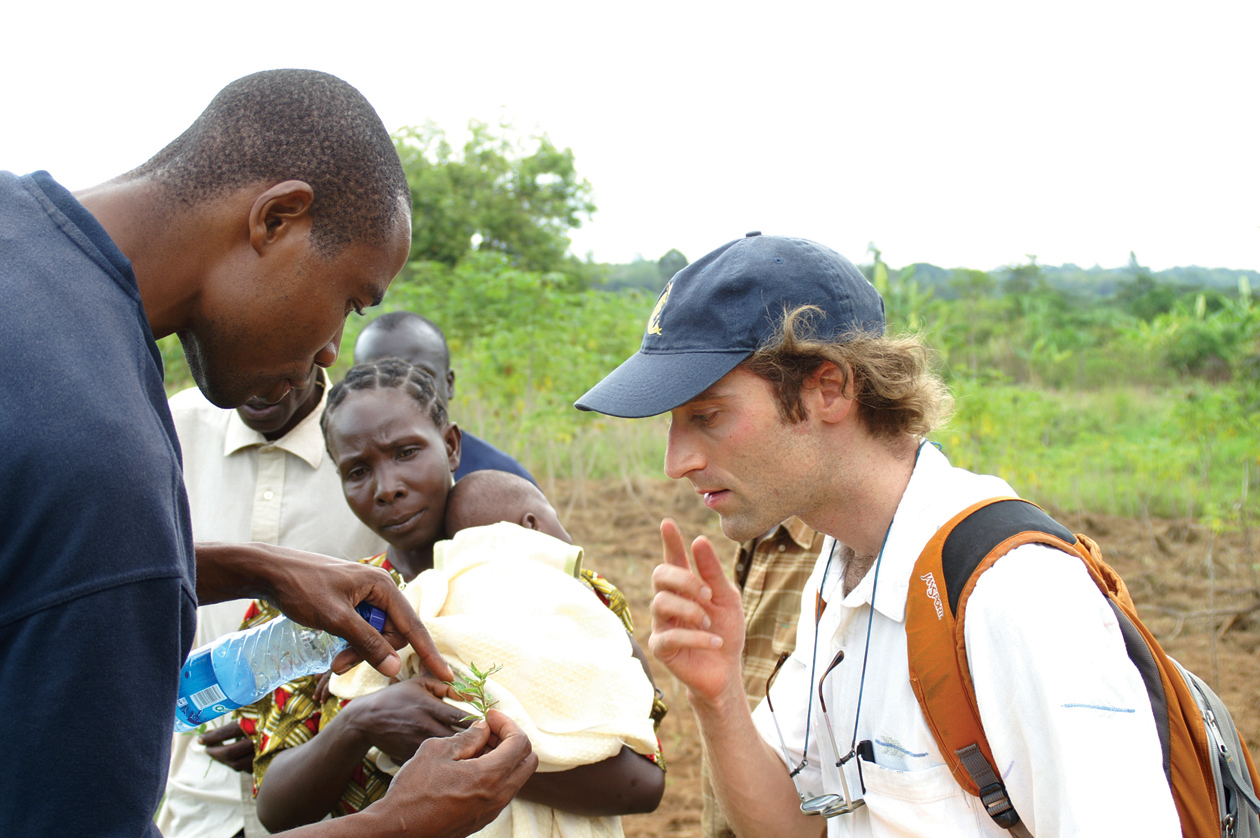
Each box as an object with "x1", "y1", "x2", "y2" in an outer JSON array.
[{"x1": 195, "y1": 542, "x2": 452, "y2": 683}]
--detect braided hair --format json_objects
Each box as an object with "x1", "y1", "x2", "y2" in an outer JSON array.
[{"x1": 321, "y1": 359, "x2": 448, "y2": 448}]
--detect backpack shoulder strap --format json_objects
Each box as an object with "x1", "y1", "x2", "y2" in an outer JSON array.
[{"x1": 906, "y1": 497, "x2": 1079, "y2": 831}]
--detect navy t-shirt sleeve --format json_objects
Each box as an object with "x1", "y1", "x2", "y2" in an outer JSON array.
[
  {"x1": 0, "y1": 171, "x2": 197, "y2": 836},
  {"x1": 455, "y1": 431, "x2": 538, "y2": 486}
]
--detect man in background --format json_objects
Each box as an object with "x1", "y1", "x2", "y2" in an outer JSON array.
[
  {"x1": 354, "y1": 311, "x2": 537, "y2": 484},
  {"x1": 700, "y1": 518, "x2": 823, "y2": 838},
  {"x1": 160, "y1": 366, "x2": 386, "y2": 838}
]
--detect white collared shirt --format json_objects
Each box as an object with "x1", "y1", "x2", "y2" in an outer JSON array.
[
  {"x1": 158, "y1": 377, "x2": 386, "y2": 838},
  {"x1": 751, "y1": 443, "x2": 1178, "y2": 837}
]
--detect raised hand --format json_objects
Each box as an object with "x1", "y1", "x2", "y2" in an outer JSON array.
[{"x1": 648, "y1": 518, "x2": 746, "y2": 702}]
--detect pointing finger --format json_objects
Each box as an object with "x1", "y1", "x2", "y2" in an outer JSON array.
[{"x1": 660, "y1": 519, "x2": 694, "y2": 571}]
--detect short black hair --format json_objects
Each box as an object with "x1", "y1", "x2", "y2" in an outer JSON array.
[
  {"x1": 365, "y1": 310, "x2": 445, "y2": 340},
  {"x1": 361, "y1": 310, "x2": 449, "y2": 366},
  {"x1": 130, "y1": 69, "x2": 410, "y2": 255},
  {"x1": 320, "y1": 358, "x2": 448, "y2": 448},
  {"x1": 445, "y1": 469, "x2": 546, "y2": 536}
]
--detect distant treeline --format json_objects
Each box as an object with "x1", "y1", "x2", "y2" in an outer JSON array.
[{"x1": 597, "y1": 249, "x2": 1258, "y2": 304}]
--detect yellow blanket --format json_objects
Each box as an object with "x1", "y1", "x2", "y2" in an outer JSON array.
[{"x1": 330, "y1": 523, "x2": 658, "y2": 838}]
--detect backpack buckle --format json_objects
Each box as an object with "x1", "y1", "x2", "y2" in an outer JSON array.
[{"x1": 979, "y1": 782, "x2": 1021, "y2": 829}]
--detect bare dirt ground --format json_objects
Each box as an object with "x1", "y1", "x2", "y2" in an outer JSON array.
[{"x1": 550, "y1": 475, "x2": 1260, "y2": 838}]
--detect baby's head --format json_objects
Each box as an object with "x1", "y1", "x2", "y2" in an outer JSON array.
[{"x1": 444, "y1": 470, "x2": 572, "y2": 544}]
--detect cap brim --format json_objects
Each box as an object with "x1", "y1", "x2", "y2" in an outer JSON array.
[{"x1": 574, "y1": 349, "x2": 750, "y2": 418}]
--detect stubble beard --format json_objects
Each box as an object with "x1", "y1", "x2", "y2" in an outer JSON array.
[{"x1": 715, "y1": 496, "x2": 791, "y2": 544}]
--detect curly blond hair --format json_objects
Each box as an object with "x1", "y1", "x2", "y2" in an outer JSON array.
[{"x1": 742, "y1": 305, "x2": 953, "y2": 439}]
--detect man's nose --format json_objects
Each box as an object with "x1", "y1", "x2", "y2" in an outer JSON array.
[
  {"x1": 315, "y1": 323, "x2": 344, "y2": 368},
  {"x1": 664, "y1": 422, "x2": 703, "y2": 480}
]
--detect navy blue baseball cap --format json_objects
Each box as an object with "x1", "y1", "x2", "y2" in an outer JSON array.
[{"x1": 575, "y1": 232, "x2": 885, "y2": 418}]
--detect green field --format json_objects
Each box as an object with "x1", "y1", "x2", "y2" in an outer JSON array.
[{"x1": 159, "y1": 250, "x2": 1259, "y2": 536}]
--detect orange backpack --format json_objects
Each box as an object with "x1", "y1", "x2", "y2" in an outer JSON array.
[{"x1": 906, "y1": 497, "x2": 1260, "y2": 837}]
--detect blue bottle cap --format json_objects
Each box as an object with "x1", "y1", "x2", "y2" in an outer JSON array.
[{"x1": 354, "y1": 602, "x2": 388, "y2": 633}]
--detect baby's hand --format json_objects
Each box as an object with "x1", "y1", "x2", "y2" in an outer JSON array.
[{"x1": 313, "y1": 670, "x2": 334, "y2": 704}]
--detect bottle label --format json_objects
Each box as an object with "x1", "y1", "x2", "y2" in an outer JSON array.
[{"x1": 176, "y1": 646, "x2": 243, "y2": 726}]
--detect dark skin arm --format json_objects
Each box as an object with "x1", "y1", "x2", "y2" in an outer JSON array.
[
  {"x1": 257, "y1": 676, "x2": 471, "y2": 832},
  {"x1": 195, "y1": 542, "x2": 452, "y2": 682},
  {"x1": 500, "y1": 632, "x2": 665, "y2": 815},
  {"x1": 262, "y1": 708, "x2": 662, "y2": 830},
  {"x1": 516, "y1": 746, "x2": 664, "y2": 816},
  {"x1": 266, "y1": 709, "x2": 537, "y2": 838},
  {"x1": 259, "y1": 636, "x2": 665, "y2": 830}
]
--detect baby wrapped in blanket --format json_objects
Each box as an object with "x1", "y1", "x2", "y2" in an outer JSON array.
[{"x1": 331, "y1": 470, "x2": 665, "y2": 838}]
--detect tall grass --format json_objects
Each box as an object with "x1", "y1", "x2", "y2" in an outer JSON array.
[{"x1": 935, "y1": 378, "x2": 1258, "y2": 524}]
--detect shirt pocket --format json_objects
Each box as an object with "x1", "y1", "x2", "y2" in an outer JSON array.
[
  {"x1": 771, "y1": 610, "x2": 800, "y2": 657},
  {"x1": 857, "y1": 759, "x2": 991, "y2": 837}
]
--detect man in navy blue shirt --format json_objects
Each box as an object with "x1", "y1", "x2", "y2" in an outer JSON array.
[
  {"x1": 0, "y1": 69, "x2": 535, "y2": 838},
  {"x1": 354, "y1": 311, "x2": 539, "y2": 485}
]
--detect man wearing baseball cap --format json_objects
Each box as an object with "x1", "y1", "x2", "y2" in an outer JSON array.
[{"x1": 576, "y1": 233, "x2": 1176, "y2": 836}]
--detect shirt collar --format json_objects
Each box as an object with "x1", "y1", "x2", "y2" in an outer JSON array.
[
  {"x1": 222, "y1": 372, "x2": 330, "y2": 469},
  {"x1": 779, "y1": 516, "x2": 817, "y2": 550},
  {"x1": 835, "y1": 442, "x2": 1015, "y2": 623},
  {"x1": 756, "y1": 516, "x2": 816, "y2": 552}
]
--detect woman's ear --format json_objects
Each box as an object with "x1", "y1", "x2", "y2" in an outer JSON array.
[{"x1": 444, "y1": 423, "x2": 462, "y2": 473}]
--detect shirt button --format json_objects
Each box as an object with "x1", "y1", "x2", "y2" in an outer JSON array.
[
  {"x1": 736, "y1": 564, "x2": 744, "y2": 573},
  {"x1": 263, "y1": 491, "x2": 275, "y2": 501},
  {"x1": 778, "y1": 544, "x2": 786, "y2": 552}
]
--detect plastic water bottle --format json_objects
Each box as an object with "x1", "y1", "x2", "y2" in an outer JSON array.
[{"x1": 174, "y1": 603, "x2": 386, "y2": 731}]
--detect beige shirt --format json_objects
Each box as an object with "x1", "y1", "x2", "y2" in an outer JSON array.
[{"x1": 158, "y1": 376, "x2": 386, "y2": 838}]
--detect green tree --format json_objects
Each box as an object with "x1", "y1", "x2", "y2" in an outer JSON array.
[
  {"x1": 1117, "y1": 274, "x2": 1179, "y2": 321},
  {"x1": 394, "y1": 120, "x2": 596, "y2": 283},
  {"x1": 949, "y1": 268, "x2": 996, "y2": 301},
  {"x1": 657, "y1": 248, "x2": 689, "y2": 281},
  {"x1": 1004, "y1": 254, "x2": 1043, "y2": 296}
]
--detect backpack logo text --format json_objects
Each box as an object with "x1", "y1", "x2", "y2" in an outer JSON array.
[{"x1": 921, "y1": 572, "x2": 945, "y2": 620}]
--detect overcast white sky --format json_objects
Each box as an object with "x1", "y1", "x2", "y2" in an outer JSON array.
[{"x1": 3, "y1": 0, "x2": 1256, "y2": 271}]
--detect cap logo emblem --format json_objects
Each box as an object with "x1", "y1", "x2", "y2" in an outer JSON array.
[{"x1": 647, "y1": 279, "x2": 673, "y2": 335}]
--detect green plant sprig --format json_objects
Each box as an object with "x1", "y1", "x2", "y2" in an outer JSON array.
[{"x1": 446, "y1": 661, "x2": 503, "y2": 722}]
